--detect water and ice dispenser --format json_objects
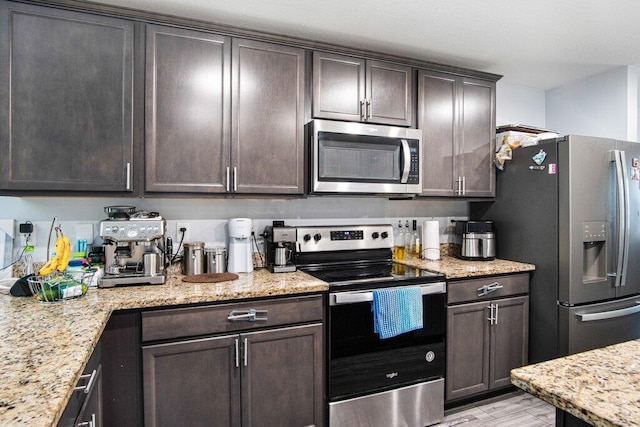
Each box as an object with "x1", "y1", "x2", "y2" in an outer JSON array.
[{"x1": 582, "y1": 221, "x2": 607, "y2": 284}]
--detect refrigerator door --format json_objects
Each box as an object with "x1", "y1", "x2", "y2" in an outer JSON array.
[
  {"x1": 558, "y1": 136, "x2": 616, "y2": 305},
  {"x1": 615, "y1": 140, "x2": 640, "y2": 297},
  {"x1": 558, "y1": 294, "x2": 640, "y2": 355}
]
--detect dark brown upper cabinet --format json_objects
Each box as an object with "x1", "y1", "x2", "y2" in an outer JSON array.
[
  {"x1": 418, "y1": 69, "x2": 496, "y2": 198},
  {"x1": 312, "y1": 51, "x2": 414, "y2": 127},
  {"x1": 145, "y1": 25, "x2": 306, "y2": 195},
  {"x1": 0, "y1": 1, "x2": 134, "y2": 192}
]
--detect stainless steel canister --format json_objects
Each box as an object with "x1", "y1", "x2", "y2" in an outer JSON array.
[
  {"x1": 183, "y1": 242, "x2": 205, "y2": 275},
  {"x1": 205, "y1": 247, "x2": 227, "y2": 273}
]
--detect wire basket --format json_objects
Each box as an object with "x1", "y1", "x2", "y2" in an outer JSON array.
[{"x1": 27, "y1": 270, "x2": 94, "y2": 303}]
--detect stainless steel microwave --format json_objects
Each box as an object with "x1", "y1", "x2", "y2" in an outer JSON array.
[{"x1": 308, "y1": 119, "x2": 422, "y2": 195}]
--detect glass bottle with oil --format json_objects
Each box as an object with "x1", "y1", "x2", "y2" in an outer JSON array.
[
  {"x1": 393, "y1": 220, "x2": 405, "y2": 260},
  {"x1": 412, "y1": 219, "x2": 421, "y2": 257}
]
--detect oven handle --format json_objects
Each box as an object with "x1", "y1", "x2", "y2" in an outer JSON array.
[
  {"x1": 400, "y1": 139, "x2": 411, "y2": 183},
  {"x1": 330, "y1": 281, "x2": 446, "y2": 306}
]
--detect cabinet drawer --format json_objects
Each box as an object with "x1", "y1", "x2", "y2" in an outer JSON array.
[
  {"x1": 142, "y1": 295, "x2": 323, "y2": 342},
  {"x1": 447, "y1": 274, "x2": 529, "y2": 305}
]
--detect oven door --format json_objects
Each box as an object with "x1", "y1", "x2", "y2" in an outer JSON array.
[
  {"x1": 328, "y1": 281, "x2": 446, "y2": 401},
  {"x1": 309, "y1": 119, "x2": 422, "y2": 194}
]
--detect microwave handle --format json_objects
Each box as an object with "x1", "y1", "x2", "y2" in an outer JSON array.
[{"x1": 400, "y1": 139, "x2": 411, "y2": 183}]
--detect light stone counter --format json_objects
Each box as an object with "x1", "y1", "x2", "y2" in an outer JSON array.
[
  {"x1": 511, "y1": 339, "x2": 640, "y2": 426},
  {"x1": 400, "y1": 254, "x2": 535, "y2": 279},
  {"x1": 0, "y1": 269, "x2": 327, "y2": 427}
]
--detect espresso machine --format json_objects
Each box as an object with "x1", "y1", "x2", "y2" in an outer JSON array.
[
  {"x1": 98, "y1": 206, "x2": 166, "y2": 287},
  {"x1": 263, "y1": 225, "x2": 297, "y2": 273}
]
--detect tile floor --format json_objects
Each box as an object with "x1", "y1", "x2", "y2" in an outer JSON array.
[{"x1": 437, "y1": 391, "x2": 556, "y2": 427}]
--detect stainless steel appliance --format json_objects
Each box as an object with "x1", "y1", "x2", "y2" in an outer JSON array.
[
  {"x1": 473, "y1": 135, "x2": 640, "y2": 363},
  {"x1": 307, "y1": 119, "x2": 422, "y2": 195},
  {"x1": 454, "y1": 220, "x2": 496, "y2": 260},
  {"x1": 99, "y1": 207, "x2": 166, "y2": 287},
  {"x1": 295, "y1": 224, "x2": 446, "y2": 427},
  {"x1": 263, "y1": 225, "x2": 297, "y2": 273}
]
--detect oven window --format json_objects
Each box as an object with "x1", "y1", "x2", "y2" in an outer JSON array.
[
  {"x1": 330, "y1": 293, "x2": 445, "y2": 359},
  {"x1": 318, "y1": 132, "x2": 401, "y2": 182}
]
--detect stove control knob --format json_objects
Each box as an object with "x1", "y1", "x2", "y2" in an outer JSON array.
[
  {"x1": 381, "y1": 231, "x2": 389, "y2": 239},
  {"x1": 372, "y1": 232, "x2": 380, "y2": 239},
  {"x1": 313, "y1": 233, "x2": 322, "y2": 242},
  {"x1": 303, "y1": 234, "x2": 311, "y2": 242}
]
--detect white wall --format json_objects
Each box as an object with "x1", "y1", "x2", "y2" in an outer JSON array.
[
  {"x1": 545, "y1": 66, "x2": 637, "y2": 140},
  {"x1": 496, "y1": 81, "x2": 546, "y2": 128}
]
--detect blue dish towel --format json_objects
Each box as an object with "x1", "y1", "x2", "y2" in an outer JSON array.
[{"x1": 372, "y1": 287, "x2": 423, "y2": 339}]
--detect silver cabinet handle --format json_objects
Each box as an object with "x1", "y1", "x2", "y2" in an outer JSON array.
[
  {"x1": 234, "y1": 338, "x2": 240, "y2": 368},
  {"x1": 455, "y1": 177, "x2": 462, "y2": 195},
  {"x1": 233, "y1": 166, "x2": 238, "y2": 192},
  {"x1": 494, "y1": 302, "x2": 499, "y2": 324},
  {"x1": 243, "y1": 338, "x2": 248, "y2": 367},
  {"x1": 462, "y1": 175, "x2": 466, "y2": 195},
  {"x1": 366, "y1": 99, "x2": 372, "y2": 120},
  {"x1": 360, "y1": 99, "x2": 366, "y2": 121},
  {"x1": 577, "y1": 302, "x2": 640, "y2": 322},
  {"x1": 227, "y1": 309, "x2": 268, "y2": 322},
  {"x1": 226, "y1": 166, "x2": 230, "y2": 193},
  {"x1": 487, "y1": 304, "x2": 495, "y2": 325},
  {"x1": 76, "y1": 413, "x2": 96, "y2": 427},
  {"x1": 74, "y1": 369, "x2": 97, "y2": 394},
  {"x1": 125, "y1": 162, "x2": 131, "y2": 190},
  {"x1": 477, "y1": 282, "x2": 503, "y2": 297}
]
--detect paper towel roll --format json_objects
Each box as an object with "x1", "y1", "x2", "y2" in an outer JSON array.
[{"x1": 422, "y1": 220, "x2": 440, "y2": 260}]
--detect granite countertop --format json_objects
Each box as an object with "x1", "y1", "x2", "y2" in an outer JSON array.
[
  {"x1": 0, "y1": 268, "x2": 328, "y2": 427},
  {"x1": 511, "y1": 339, "x2": 640, "y2": 426},
  {"x1": 400, "y1": 255, "x2": 535, "y2": 279}
]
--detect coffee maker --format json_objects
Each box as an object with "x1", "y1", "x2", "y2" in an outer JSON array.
[
  {"x1": 228, "y1": 218, "x2": 253, "y2": 273},
  {"x1": 264, "y1": 225, "x2": 297, "y2": 273},
  {"x1": 99, "y1": 206, "x2": 166, "y2": 287}
]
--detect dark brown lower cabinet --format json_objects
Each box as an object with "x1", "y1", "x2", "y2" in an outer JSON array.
[
  {"x1": 143, "y1": 323, "x2": 323, "y2": 427},
  {"x1": 446, "y1": 274, "x2": 529, "y2": 402}
]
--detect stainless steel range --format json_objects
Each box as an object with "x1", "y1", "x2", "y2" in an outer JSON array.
[{"x1": 294, "y1": 224, "x2": 446, "y2": 427}]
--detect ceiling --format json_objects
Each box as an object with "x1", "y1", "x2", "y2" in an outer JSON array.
[{"x1": 91, "y1": 0, "x2": 640, "y2": 90}]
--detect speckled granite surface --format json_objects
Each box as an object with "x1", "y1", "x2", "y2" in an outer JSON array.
[
  {"x1": 400, "y1": 254, "x2": 535, "y2": 279},
  {"x1": 511, "y1": 339, "x2": 640, "y2": 426},
  {"x1": 0, "y1": 268, "x2": 327, "y2": 427}
]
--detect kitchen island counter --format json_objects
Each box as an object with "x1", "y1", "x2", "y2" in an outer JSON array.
[
  {"x1": 511, "y1": 339, "x2": 640, "y2": 426},
  {"x1": 401, "y1": 255, "x2": 535, "y2": 279},
  {"x1": 0, "y1": 268, "x2": 327, "y2": 427}
]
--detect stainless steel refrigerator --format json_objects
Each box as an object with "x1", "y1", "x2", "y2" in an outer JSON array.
[{"x1": 472, "y1": 135, "x2": 640, "y2": 363}]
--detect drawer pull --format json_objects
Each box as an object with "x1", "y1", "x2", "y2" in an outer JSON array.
[
  {"x1": 74, "y1": 369, "x2": 97, "y2": 394},
  {"x1": 228, "y1": 309, "x2": 268, "y2": 322},
  {"x1": 477, "y1": 282, "x2": 503, "y2": 297}
]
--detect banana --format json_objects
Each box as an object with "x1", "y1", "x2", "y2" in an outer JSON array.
[
  {"x1": 56, "y1": 235, "x2": 72, "y2": 272},
  {"x1": 38, "y1": 227, "x2": 69, "y2": 276}
]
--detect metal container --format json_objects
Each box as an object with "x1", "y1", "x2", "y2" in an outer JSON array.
[
  {"x1": 183, "y1": 242, "x2": 204, "y2": 275},
  {"x1": 205, "y1": 247, "x2": 227, "y2": 273}
]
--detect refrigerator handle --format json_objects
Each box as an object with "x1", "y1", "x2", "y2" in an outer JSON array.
[
  {"x1": 613, "y1": 150, "x2": 629, "y2": 288},
  {"x1": 619, "y1": 150, "x2": 630, "y2": 287},
  {"x1": 576, "y1": 302, "x2": 640, "y2": 322}
]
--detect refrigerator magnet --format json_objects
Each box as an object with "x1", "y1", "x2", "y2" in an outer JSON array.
[
  {"x1": 532, "y1": 149, "x2": 547, "y2": 165},
  {"x1": 632, "y1": 167, "x2": 639, "y2": 181}
]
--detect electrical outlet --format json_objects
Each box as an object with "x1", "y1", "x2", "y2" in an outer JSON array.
[
  {"x1": 177, "y1": 222, "x2": 190, "y2": 242},
  {"x1": 20, "y1": 226, "x2": 36, "y2": 246}
]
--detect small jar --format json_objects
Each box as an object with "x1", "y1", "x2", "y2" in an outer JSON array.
[{"x1": 183, "y1": 242, "x2": 205, "y2": 275}]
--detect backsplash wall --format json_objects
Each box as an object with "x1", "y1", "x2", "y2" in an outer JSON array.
[{"x1": 1, "y1": 196, "x2": 468, "y2": 262}]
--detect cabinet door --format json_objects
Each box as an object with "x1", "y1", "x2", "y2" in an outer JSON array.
[
  {"x1": 458, "y1": 77, "x2": 495, "y2": 197},
  {"x1": 0, "y1": 2, "x2": 134, "y2": 191},
  {"x1": 490, "y1": 296, "x2": 529, "y2": 389},
  {"x1": 312, "y1": 51, "x2": 365, "y2": 122},
  {"x1": 446, "y1": 301, "x2": 490, "y2": 401},
  {"x1": 143, "y1": 335, "x2": 241, "y2": 427},
  {"x1": 232, "y1": 39, "x2": 305, "y2": 194},
  {"x1": 242, "y1": 324, "x2": 323, "y2": 427},
  {"x1": 417, "y1": 70, "x2": 457, "y2": 196},
  {"x1": 367, "y1": 60, "x2": 414, "y2": 126},
  {"x1": 145, "y1": 25, "x2": 230, "y2": 193}
]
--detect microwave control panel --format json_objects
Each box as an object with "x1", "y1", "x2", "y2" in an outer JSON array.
[{"x1": 407, "y1": 140, "x2": 420, "y2": 184}]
